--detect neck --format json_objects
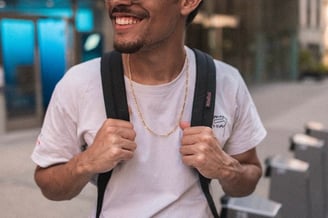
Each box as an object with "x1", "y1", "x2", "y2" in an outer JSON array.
[
  {"x1": 123, "y1": 47, "x2": 186, "y2": 85},
  {"x1": 127, "y1": 50, "x2": 190, "y2": 137}
]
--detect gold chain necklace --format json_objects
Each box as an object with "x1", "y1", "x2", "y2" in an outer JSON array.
[{"x1": 127, "y1": 54, "x2": 189, "y2": 137}]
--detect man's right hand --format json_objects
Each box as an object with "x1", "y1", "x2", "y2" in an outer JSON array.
[
  {"x1": 81, "y1": 118, "x2": 137, "y2": 174},
  {"x1": 34, "y1": 118, "x2": 137, "y2": 201}
]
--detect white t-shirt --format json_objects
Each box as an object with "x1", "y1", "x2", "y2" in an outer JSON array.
[{"x1": 31, "y1": 47, "x2": 266, "y2": 218}]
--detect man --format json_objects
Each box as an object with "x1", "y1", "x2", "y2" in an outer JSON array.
[{"x1": 32, "y1": 0, "x2": 266, "y2": 217}]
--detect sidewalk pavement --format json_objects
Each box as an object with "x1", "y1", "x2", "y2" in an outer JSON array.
[
  {"x1": 1, "y1": 79, "x2": 328, "y2": 218},
  {"x1": 252, "y1": 79, "x2": 328, "y2": 198},
  {"x1": 0, "y1": 128, "x2": 97, "y2": 218}
]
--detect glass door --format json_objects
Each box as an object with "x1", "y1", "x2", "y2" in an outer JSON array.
[
  {"x1": 0, "y1": 18, "x2": 42, "y2": 130},
  {"x1": 0, "y1": 15, "x2": 73, "y2": 131}
]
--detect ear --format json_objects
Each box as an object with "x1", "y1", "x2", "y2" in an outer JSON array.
[{"x1": 180, "y1": 0, "x2": 202, "y2": 16}]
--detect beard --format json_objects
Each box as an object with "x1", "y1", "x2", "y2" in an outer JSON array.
[{"x1": 113, "y1": 39, "x2": 144, "y2": 54}]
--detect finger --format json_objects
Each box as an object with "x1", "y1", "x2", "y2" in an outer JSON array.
[
  {"x1": 181, "y1": 131, "x2": 209, "y2": 145},
  {"x1": 119, "y1": 149, "x2": 135, "y2": 161},
  {"x1": 181, "y1": 154, "x2": 201, "y2": 168},
  {"x1": 102, "y1": 120, "x2": 136, "y2": 140},
  {"x1": 180, "y1": 121, "x2": 191, "y2": 130},
  {"x1": 120, "y1": 139, "x2": 137, "y2": 151},
  {"x1": 119, "y1": 128, "x2": 136, "y2": 141},
  {"x1": 182, "y1": 125, "x2": 210, "y2": 136},
  {"x1": 180, "y1": 144, "x2": 196, "y2": 156},
  {"x1": 108, "y1": 145, "x2": 135, "y2": 162},
  {"x1": 181, "y1": 154, "x2": 194, "y2": 166},
  {"x1": 180, "y1": 142, "x2": 210, "y2": 156},
  {"x1": 181, "y1": 134, "x2": 198, "y2": 145},
  {"x1": 105, "y1": 118, "x2": 133, "y2": 128},
  {"x1": 182, "y1": 153, "x2": 207, "y2": 169}
]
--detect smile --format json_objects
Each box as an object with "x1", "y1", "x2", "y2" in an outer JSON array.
[{"x1": 115, "y1": 16, "x2": 141, "y2": 25}]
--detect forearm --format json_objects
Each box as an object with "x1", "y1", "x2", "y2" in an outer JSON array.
[
  {"x1": 34, "y1": 153, "x2": 94, "y2": 201},
  {"x1": 218, "y1": 161, "x2": 262, "y2": 197},
  {"x1": 34, "y1": 119, "x2": 137, "y2": 201}
]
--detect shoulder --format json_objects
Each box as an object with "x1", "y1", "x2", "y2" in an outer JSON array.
[
  {"x1": 54, "y1": 58, "x2": 101, "y2": 96},
  {"x1": 214, "y1": 60, "x2": 244, "y2": 88},
  {"x1": 186, "y1": 47, "x2": 244, "y2": 88},
  {"x1": 210, "y1": 59, "x2": 249, "y2": 104},
  {"x1": 186, "y1": 47, "x2": 246, "y2": 98},
  {"x1": 61, "y1": 58, "x2": 101, "y2": 87},
  {"x1": 49, "y1": 58, "x2": 102, "y2": 116}
]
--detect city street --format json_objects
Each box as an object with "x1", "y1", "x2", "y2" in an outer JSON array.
[{"x1": 1, "y1": 78, "x2": 328, "y2": 218}]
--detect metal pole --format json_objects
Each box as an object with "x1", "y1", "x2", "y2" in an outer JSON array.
[
  {"x1": 71, "y1": 0, "x2": 79, "y2": 64},
  {"x1": 33, "y1": 19, "x2": 43, "y2": 126},
  {"x1": 0, "y1": 18, "x2": 5, "y2": 134},
  {"x1": 204, "y1": 0, "x2": 222, "y2": 59}
]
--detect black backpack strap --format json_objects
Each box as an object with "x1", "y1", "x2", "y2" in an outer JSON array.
[
  {"x1": 100, "y1": 51, "x2": 129, "y2": 121},
  {"x1": 96, "y1": 50, "x2": 129, "y2": 218},
  {"x1": 191, "y1": 48, "x2": 219, "y2": 218}
]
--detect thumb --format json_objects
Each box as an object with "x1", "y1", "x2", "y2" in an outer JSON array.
[{"x1": 180, "y1": 121, "x2": 191, "y2": 130}]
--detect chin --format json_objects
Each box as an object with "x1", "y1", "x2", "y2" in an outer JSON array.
[{"x1": 113, "y1": 41, "x2": 143, "y2": 54}]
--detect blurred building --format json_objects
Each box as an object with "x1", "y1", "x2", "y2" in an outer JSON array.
[
  {"x1": 187, "y1": 0, "x2": 328, "y2": 83},
  {"x1": 187, "y1": 0, "x2": 262, "y2": 82},
  {"x1": 0, "y1": 0, "x2": 108, "y2": 131},
  {"x1": 262, "y1": 0, "x2": 327, "y2": 81},
  {"x1": 323, "y1": 0, "x2": 328, "y2": 65}
]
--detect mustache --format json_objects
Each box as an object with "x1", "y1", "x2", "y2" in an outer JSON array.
[
  {"x1": 112, "y1": 5, "x2": 133, "y2": 14},
  {"x1": 110, "y1": 5, "x2": 148, "y2": 19}
]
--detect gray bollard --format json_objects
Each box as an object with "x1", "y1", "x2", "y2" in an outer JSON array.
[
  {"x1": 220, "y1": 194, "x2": 282, "y2": 218},
  {"x1": 265, "y1": 155, "x2": 310, "y2": 218},
  {"x1": 305, "y1": 121, "x2": 328, "y2": 140},
  {"x1": 305, "y1": 121, "x2": 328, "y2": 217},
  {"x1": 290, "y1": 133, "x2": 326, "y2": 218}
]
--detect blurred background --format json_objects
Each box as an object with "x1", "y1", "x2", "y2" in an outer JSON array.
[
  {"x1": 0, "y1": 0, "x2": 328, "y2": 217},
  {"x1": 0, "y1": 0, "x2": 328, "y2": 130}
]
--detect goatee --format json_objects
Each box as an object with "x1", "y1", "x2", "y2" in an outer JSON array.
[{"x1": 114, "y1": 41, "x2": 143, "y2": 54}]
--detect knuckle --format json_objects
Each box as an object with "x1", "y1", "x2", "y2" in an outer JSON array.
[
  {"x1": 203, "y1": 127, "x2": 212, "y2": 134},
  {"x1": 198, "y1": 142, "x2": 213, "y2": 155},
  {"x1": 103, "y1": 119, "x2": 114, "y2": 128},
  {"x1": 198, "y1": 143, "x2": 208, "y2": 152},
  {"x1": 109, "y1": 147, "x2": 122, "y2": 158},
  {"x1": 202, "y1": 134, "x2": 212, "y2": 144},
  {"x1": 105, "y1": 126, "x2": 117, "y2": 134},
  {"x1": 130, "y1": 131, "x2": 137, "y2": 140},
  {"x1": 108, "y1": 134, "x2": 120, "y2": 144},
  {"x1": 196, "y1": 154, "x2": 206, "y2": 165}
]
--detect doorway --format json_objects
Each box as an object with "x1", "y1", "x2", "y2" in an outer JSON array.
[{"x1": 0, "y1": 15, "x2": 70, "y2": 131}]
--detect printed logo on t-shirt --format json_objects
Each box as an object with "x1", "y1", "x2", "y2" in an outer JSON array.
[
  {"x1": 212, "y1": 115, "x2": 227, "y2": 129},
  {"x1": 36, "y1": 138, "x2": 41, "y2": 146},
  {"x1": 36, "y1": 134, "x2": 43, "y2": 146}
]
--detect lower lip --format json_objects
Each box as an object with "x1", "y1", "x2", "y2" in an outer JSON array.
[
  {"x1": 116, "y1": 23, "x2": 133, "y2": 29},
  {"x1": 114, "y1": 21, "x2": 140, "y2": 32}
]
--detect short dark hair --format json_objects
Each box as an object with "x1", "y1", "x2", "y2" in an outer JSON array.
[{"x1": 186, "y1": 1, "x2": 203, "y2": 26}]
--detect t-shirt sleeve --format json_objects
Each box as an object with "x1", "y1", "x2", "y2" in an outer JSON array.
[
  {"x1": 223, "y1": 77, "x2": 266, "y2": 155},
  {"x1": 31, "y1": 81, "x2": 83, "y2": 168}
]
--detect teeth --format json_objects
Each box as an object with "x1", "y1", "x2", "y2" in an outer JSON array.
[{"x1": 116, "y1": 17, "x2": 139, "y2": 25}]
